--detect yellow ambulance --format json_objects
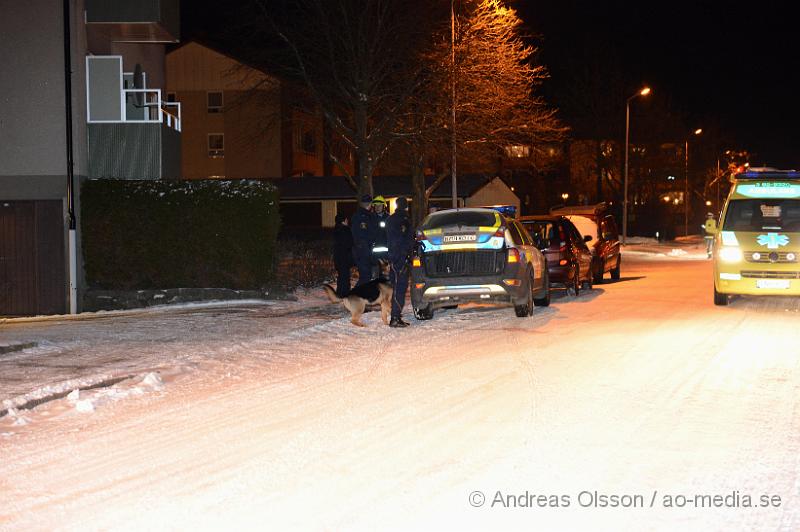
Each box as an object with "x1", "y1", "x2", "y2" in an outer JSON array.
[{"x1": 713, "y1": 169, "x2": 800, "y2": 305}]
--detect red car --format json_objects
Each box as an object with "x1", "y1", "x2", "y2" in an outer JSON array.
[{"x1": 520, "y1": 215, "x2": 594, "y2": 295}]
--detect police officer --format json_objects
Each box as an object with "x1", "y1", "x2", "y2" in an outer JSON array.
[
  {"x1": 351, "y1": 194, "x2": 377, "y2": 286},
  {"x1": 703, "y1": 212, "x2": 717, "y2": 258},
  {"x1": 386, "y1": 196, "x2": 415, "y2": 327},
  {"x1": 371, "y1": 195, "x2": 390, "y2": 275},
  {"x1": 333, "y1": 213, "x2": 354, "y2": 297}
]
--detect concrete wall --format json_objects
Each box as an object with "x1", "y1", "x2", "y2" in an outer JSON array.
[{"x1": 1, "y1": 0, "x2": 79, "y2": 176}]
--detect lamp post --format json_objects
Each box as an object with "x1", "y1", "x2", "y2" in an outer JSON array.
[
  {"x1": 622, "y1": 86, "x2": 651, "y2": 245},
  {"x1": 684, "y1": 128, "x2": 702, "y2": 236},
  {"x1": 450, "y1": 0, "x2": 457, "y2": 209}
]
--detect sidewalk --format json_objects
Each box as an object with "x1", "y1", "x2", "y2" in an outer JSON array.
[
  {"x1": 0, "y1": 294, "x2": 336, "y2": 416},
  {"x1": 624, "y1": 234, "x2": 709, "y2": 260}
]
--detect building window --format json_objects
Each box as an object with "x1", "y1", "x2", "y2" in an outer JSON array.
[
  {"x1": 207, "y1": 91, "x2": 223, "y2": 113},
  {"x1": 301, "y1": 131, "x2": 317, "y2": 154},
  {"x1": 166, "y1": 92, "x2": 177, "y2": 103},
  {"x1": 505, "y1": 145, "x2": 530, "y2": 158},
  {"x1": 208, "y1": 133, "x2": 224, "y2": 158}
]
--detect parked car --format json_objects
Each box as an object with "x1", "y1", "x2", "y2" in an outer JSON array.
[
  {"x1": 520, "y1": 215, "x2": 594, "y2": 295},
  {"x1": 411, "y1": 208, "x2": 550, "y2": 320},
  {"x1": 549, "y1": 203, "x2": 621, "y2": 283}
]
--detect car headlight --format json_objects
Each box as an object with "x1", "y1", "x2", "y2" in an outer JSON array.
[{"x1": 719, "y1": 246, "x2": 742, "y2": 263}]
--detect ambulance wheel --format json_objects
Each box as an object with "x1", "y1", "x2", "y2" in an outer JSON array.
[{"x1": 714, "y1": 286, "x2": 729, "y2": 306}]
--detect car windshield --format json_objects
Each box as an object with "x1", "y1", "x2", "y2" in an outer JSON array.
[
  {"x1": 565, "y1": 215, "x2": 597, "y2": 240},
  {"x1": 723, "y1": 199, "x2": 800, "y2": 231},
  {"x1": 421, "y1": 211, "x2": 497, "y2": 230},
  {"x1": 522, "y1": 221, "x2": 556, "y2": 243}
]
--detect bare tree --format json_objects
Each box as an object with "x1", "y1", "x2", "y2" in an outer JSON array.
[{"x1": 254, "y1": 0, "x2": 443, "y2": 198}]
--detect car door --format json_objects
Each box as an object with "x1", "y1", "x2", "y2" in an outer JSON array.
[
  {"x1": 514, "y1": 221, "x2": 545, "y2": 290},
  {"x1": 600, "y1": 215, "x2": 621, "y2": 270},
  {"x1": 566, "y1": 221, "x2": 593, "y2": 279}
]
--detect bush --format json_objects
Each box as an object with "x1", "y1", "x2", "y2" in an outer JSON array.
[
  {"x1": 81, "y1": 179, "x2": 280, "y2": 290},
  {"x1": 275, "y1": 236, "x2": 336, "y2": 289}
]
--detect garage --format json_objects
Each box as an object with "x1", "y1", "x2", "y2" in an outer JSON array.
[{"x1": 0, "y1": 200, "x2": 66, "y2": 316}]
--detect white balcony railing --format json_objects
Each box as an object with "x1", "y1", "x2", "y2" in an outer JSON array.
[{"x1": 121, "y1": 89, "x2": 181, "y2": 132}]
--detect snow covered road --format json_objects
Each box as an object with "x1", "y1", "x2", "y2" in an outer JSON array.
[{"x1": 1, "y1": 252, "x2": 799, "y2": 531}]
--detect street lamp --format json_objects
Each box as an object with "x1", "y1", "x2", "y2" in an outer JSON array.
[
  {"x1": 561, "y1": 192, "x2": 569, "y2": 201},
  {"x1": 622, "y1": 86, "x2": 651, "y2": 245},
  {"x1": 450, "y1": 0, "x2": 457, "y2": 208},
  {"x1": 684, "y1": 128, "x2": 703, "y2": 236}
]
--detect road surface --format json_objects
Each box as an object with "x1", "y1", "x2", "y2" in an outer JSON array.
[{"x1": 1, "y1": 252, "x2": 799, "y2": 530}]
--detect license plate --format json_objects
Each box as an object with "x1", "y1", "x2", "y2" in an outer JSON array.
[
  {"x1": 443, "y1": 235, "x2": 476, "y2": 243},
  {"x1": 756, "y1": 279, "x2": 790, "y2": 289}
]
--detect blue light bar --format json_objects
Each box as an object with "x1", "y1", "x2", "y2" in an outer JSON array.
[{"x1": 735, "y1": 170, "x2": 800, "y2": 180}]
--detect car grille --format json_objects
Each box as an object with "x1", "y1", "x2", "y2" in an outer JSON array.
[
  {"x1": 424, "y1": 250, "x2": 504, "y2": 277},
  {"x1": 744, "y1": 251, "x2": 797, "y2": 263},
  {"x1": 740, "y1": 270, "x2": 800, "y2": 279}
]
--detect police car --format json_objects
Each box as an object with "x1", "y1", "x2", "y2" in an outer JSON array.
[
  {"x1": 410, "y1": 208, "x2": 550, "y2": 319},
  {"x1": 712, "y1": 168, "x2": 800, "y2": 305}
]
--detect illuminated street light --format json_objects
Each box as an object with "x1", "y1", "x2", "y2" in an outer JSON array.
[
  {"x1": 623, "y1": 86, "x2": 651, "y2": 245},
  {"x1": 561, "y1": 192, "x2": 569, "y2": 201},
  {"x1": 685, "y1": 128, "x2": 703, "y2": 236}
]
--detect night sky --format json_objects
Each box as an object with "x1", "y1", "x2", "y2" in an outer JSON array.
[
  {"x1": 524, "y1": 1, "x2": 800, "y2": 168},
  {"x1": 183, "y1": 0, "x2": 800, "y2": 168}
]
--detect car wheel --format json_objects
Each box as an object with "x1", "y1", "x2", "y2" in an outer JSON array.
[
  {"x1": 592, "y1": 258, "x2": 604, "y2": 284},
  {"x1": 611, "y1": 255, "x2": 621, "y2": 280},
  {"x1": 582, "y1": 266, "x2": 593, "y2": 290},
  {"x1": 713, "y1": 286, "x2": 729, "y2": 306},
  {"x1": 414, "y1": 304, "x2": 434, "y2": 320},
  {"x1": 534, "y1": 268, "x2": 551, "y2": 307},
  {"x1": 514, "y1": 271, "x2": 534, "y2": 317}
]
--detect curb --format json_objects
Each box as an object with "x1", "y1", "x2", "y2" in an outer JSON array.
[{"x1": 0, "y1": 342, "x2": 38, "y2": 355}]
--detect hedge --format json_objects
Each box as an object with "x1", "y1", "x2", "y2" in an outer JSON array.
[{"x1": 81, "y1": 179, "x2": 280, "y2": 290}]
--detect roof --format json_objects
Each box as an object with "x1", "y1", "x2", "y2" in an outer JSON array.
[
  {"x1": 519, "y1": 215, "x2": 563, "y2": 222},
  {"x1": 273, "y1": 174, "x2": 495, "y2": 201},
  {"x1": 549, "y1": 203, "x2": 608, "y2": 217}
]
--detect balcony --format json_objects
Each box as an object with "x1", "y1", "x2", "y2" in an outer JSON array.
[
  {"x1": 85, "y1": 0, "x2": 179, "y2": 43},
  {"x1": 86, "y1": 56, "x2": 181, "y2": 180}
]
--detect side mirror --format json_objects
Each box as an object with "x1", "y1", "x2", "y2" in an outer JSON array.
[{"x1": 584, "y1": 235, "x2": 593, "y2": 243}]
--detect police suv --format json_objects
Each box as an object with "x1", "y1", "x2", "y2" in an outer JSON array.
[
  {"x1": 713, "y1": 168, "x2": 800, "y2": 305},
  {"x1": 411, "y1": 208, "x2": 550, "y2": 319}
]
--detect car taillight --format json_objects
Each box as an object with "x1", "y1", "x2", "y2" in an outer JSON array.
[
  {"x1": 559, "y1": 259, "x2": 568, "y2": 266},
  {"x1": 494, "y1": 227, "x2": 505, "y2": 238},
  {"x1": 507, "y1": 248, "x2": 520, "y2": 263}
]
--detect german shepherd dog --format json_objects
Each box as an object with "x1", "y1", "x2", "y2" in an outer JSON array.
[{"x1": 323, "y1": 260, "x2": 393, "y2": 327}]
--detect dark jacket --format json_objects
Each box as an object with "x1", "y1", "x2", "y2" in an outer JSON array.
[
  {"x1": 351, "y1": 207, "x2": 376, "y2": 255},
  {"x1": 387, "y1": 209, "x2": 415, "y2": 263},
  {"x1": 333, "y1": 223, "x2": 354, "y2": 267}
]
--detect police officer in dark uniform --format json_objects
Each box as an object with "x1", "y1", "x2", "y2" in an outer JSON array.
[
  {"x1": 386, "y1": 196, "x2": 415, "y2": 327},
  {"x1": 351, "y1": 194, "x2": 377, "y2": 286},
  {"x1": 371, "y1": 195, "x2": 390, "y2": 276},
  {"x1": 332, "y1": 213, "x2": 354, "y2": 297}
]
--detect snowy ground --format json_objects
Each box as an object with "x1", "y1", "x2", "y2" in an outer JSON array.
[{"x1": 1, "y1": 238, "x2": 799, "y2": 531}]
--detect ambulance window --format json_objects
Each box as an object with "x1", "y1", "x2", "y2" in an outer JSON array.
[{"x1": 723, "y1": 199, "x2": 800, "y2": 231}]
